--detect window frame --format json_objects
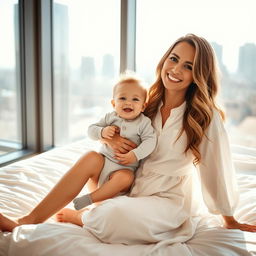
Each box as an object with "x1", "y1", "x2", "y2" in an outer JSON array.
[
  {"x1": 0, "y1": 0, "x2": 137, "y2": 167},
  {"x1": 0, "y1": 0, "x2": 55, "y2": 167}
]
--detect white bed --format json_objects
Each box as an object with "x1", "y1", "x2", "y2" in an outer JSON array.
[{"x1": 0, "y1": 139, "x2": 256, "y2": 256}]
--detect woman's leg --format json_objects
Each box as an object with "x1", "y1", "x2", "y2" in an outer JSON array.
[
  {"x1": 56, "y1": 208, "x2": 86, "y2": 227},
  {"x1": 0, "y1": 151, "x2": 104, "y2": 231}
]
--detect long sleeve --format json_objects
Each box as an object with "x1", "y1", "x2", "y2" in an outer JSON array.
[
  {"x1": 87, "y1": 113, "x2": 111, "y2": 140},
  {"x1": 132, "y1": 116, "x2": 157, "y2": 161},
  {"x1": 197, "y1": 110, "x2": 239, "y2": 216},
  {"x1": 88, "y1": 112, "x2": 156, "y2": 163}
]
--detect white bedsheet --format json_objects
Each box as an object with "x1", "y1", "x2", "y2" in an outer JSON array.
[{"x1": 0, "y1": 139, "x2": 255, "y2": 256}]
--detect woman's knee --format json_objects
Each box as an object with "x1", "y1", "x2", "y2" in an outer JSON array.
[
  {"x1": 84, "y1": 150, "x2": 103, "y2": 160},
  {"x1": 80, "y1": 151, "x2": 104, "y2": 166},
  {"x1": 76, "y1": 151, "x2": 104, "y2": 176},
  {"x1": 86, "y1": 198, "x2": 128, "y2": 226},
  {"x1": 84, "y1": 197, "x2": 137, "y2": 243}
]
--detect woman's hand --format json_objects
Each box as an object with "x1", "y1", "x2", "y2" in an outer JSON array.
[
  {"x1": 101, "y1": 133, "x2": 137, "y2": 154},
  {"x1": 222, "y1": 216, "x2": 256, "y2": 232},
  {"x1": 115, "y1": 151, "x2": 137, "y2": 165}
]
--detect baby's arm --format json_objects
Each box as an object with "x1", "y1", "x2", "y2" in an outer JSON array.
[
  {"x1": 115, "y1": 116, "x2": 157, "y2": 165},
  {"x1": 101, "y1": 126, "x2": 119, "y2": 139},
  {"x1": 131, "y1": 116, "x2": 157, "y2": 160},
  {"x1": 88, "y1": 112, "x2": 119, "y2": 141}
]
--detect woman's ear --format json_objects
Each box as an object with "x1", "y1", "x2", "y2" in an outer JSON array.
[{"x1": 111, "y1": 99, "x2": 115, "y2": 108}]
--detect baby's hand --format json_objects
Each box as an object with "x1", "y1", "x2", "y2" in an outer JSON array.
[
  {"x1": 115, "y1": 151, "x2": 137, "y2": 165},
  {"x1": 102, "y1": 126, "x2": 119, "y2": 139}
]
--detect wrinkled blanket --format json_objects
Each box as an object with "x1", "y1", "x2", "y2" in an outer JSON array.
[{"x1": 0, "y1": 140, "x2": 255, "y2": 256}]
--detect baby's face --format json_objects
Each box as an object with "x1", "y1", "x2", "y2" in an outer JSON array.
[{"x1": 111, "y1": 82, "x2": 146, "y2": 120}]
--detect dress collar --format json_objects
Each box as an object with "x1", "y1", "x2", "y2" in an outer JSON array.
[{"x1": 158, "y1": 100, "x2": 187, "y2": 115}]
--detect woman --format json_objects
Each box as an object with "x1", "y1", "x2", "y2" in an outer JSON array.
[{"x1": 1, "y1": 34, "x2": 256, "y2": 241}]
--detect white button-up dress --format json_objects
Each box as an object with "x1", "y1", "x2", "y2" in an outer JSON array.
[{"x1": 83, "y1": 101, "x2": 239, "y2": 246}]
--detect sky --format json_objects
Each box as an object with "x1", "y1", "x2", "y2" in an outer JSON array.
[
  {"x1": 136, "y1": 0, "x2": 256, "y2": 73},
  {"x1": 0, "y1": 0, "x2": 18, "y2": 68},
  {"x1": 1, "y1": 0, "x2": 256, "y2": 73}
]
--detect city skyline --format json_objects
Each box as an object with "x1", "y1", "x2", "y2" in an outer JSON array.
[
  {"x1": 1, "y1": 0, "x2": 256, "y2": 147},
  {"x1": 1, "y1": 0, "x2": 256, "y2": 72}
]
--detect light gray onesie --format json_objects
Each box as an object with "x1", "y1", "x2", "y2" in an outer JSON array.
[
  {"x1": 73, "y1": 111, "x2": 157, "y2": 210},
  {"x1": 88, "y1": 111, "x2": 157, "y2": 186}
]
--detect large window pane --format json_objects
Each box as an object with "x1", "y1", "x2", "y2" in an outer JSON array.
[
  {"x1": 136, "y1": 0, "x2": 256, "y2": 147},
  {"x1": 53, "y1": 0, "x2": 120, "y2": 146},
  {"x1": 0, "y1": 0, "x2": 22, "y2": 156}
]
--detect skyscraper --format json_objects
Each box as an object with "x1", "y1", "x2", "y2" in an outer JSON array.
[
  {"x1": 211, "y1": 42, "x2": 223, "y2": 67},
  {"x1": 80, "y1": 56, "x2": 95, "y2": 79},
  {"x1": 238, "y1": 43, "x2": 256, "y2": 83},
  {"x1": 211, "y1": 42, "x2": 228, "y2": 76},
  {"x1": 102, "y1": 54, "x2": 114, "y2": 78}
]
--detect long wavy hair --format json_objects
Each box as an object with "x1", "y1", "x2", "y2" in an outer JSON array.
[{"x1": 144, "y1": 34, "x2": 224, "y2": 164}]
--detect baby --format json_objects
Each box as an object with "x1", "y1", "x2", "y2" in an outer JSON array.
[{"x1": 73, "y1": 75, "x2": 157, "y2": 210}]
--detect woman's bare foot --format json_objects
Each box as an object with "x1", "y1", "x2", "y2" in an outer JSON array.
[
  {"x1": 55, "y1": 208, "x2": 88, "y2": 227},
  {"x1": 0, "y1": 213, "x2": 19, "y2": 232}
]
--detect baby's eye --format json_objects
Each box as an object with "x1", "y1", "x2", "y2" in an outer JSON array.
[
  {"x1": 133, "y1": 98, "x2": 140, "y2": 101},
  {"x1": 119, "y1": 97, "x2": 126, "y2": 100},
  {"x1": 169, "y1": 56, "x2": 178, "y2": 62}
]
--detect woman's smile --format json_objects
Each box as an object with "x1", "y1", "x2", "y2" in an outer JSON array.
[{"x1": 167, "y1": 72, "x2": 182, "y2": 83}]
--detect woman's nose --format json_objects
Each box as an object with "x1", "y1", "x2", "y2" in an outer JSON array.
[{"x1": 172, "y1": 64, "x2": 182, "y2": 74}]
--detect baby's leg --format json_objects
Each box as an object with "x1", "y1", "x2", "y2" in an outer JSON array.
[
  {"x1": 55, "y1": 178, "x2": 98, "y2": 226},
  {"x1": 73, "y1": 169, "x2": 134, "y2": 210}
]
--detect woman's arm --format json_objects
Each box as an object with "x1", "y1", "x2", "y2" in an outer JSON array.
[
  {"x1": 222, "y1": 216, "x2": 256, "y2": 232},
  {"x1": 101, "y1": 133, "x2": 137, "y2": 154},
  {"x1": 198, "y1": 111, "x2": 256, "y2": 233}
]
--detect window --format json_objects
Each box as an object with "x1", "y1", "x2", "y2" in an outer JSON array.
[
  {"x1": 0, "y1": 0, "x2": 130, "y2": 167},
  {"x1": 0, "y1": 0, "x2": 22, "y2": 156},
  {"x1": 136, "y1": 0, "x2": 256, "y2": 147},
  {"x1": 0, "y1": 0, "x2": 53, "y2": 167},
  {"x1": 53, "y1": 0, "x2": 121, "y2": 146}
]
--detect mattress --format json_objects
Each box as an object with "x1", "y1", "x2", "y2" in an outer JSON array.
[{"x1": 0, "y1": 139, "x2": 255, "y2": 256}]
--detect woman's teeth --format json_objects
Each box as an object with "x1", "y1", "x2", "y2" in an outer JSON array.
[{"x1": 168, "y1": 74, "x2": 181, "y2": 82}]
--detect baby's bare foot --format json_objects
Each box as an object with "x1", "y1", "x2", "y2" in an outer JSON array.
[
  {"x1": 55, "y1": 208, "x2": 87, "y2": 227},
  {"x1": 0, "y1": 213, "x2": 19, "y2": 232}
]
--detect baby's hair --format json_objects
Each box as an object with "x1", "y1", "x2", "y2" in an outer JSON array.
[{"x1": 113, "y1": 71, "x2": 148, "y2": 101}]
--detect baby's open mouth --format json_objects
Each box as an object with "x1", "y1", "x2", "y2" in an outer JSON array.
[{"x1": 123, "y1": 108, "x2": 133, "y2": 112}]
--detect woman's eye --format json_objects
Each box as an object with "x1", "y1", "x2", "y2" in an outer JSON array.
[
  {"x1": 184, "y1": 64, "x2": 192, "y2": 70},
  {"x1": 169, "y1": 56, "x2": 178, "y2": 62}
]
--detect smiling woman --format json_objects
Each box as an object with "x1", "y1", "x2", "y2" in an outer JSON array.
[
  {"x1": 161, "y1": 42, "x2": 195, "y2": 96},
  {"x1": 136, "y1": 0, "x2": 256, "y2": 148},
  {"x1": 1, "y1": 30, "x2": 256, "y2": 256}
]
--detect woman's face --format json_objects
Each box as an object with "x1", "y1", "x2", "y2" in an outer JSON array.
[{"x1": 161, "y1": 41, "x2": 195, "y2": 96}]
